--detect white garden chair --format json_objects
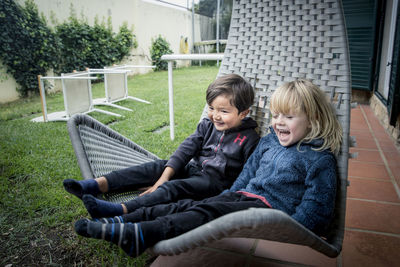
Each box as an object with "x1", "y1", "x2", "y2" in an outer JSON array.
[
  {"x1": 32, "y1": 71, "x2": 121, "y2": 122},
  {"x1": 91, "y1": 65, "x2": 155, "y2": 111}
]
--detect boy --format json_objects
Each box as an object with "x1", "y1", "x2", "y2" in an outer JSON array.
[{"x1": 64, "y1": 74, "x2": 260, "y2": 218}]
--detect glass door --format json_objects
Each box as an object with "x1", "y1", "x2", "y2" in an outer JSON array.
[{"x1": 377, "y1": 0, "x2": 399, "y2": 99}]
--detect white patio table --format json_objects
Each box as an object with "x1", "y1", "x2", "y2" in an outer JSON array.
[{"x1": 161, "y1": 53, "x2": 224, "y2": 140}]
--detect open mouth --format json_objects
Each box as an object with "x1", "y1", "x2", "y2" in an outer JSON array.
[{"x1": 276, "y1": 129, "x2": 290, "y2": 139}]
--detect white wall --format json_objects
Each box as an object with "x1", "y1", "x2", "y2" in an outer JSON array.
[
  {"x1": 0, "y1": 63, "x2": 20, "y2": 103},
  {"x1": 1, "y1": 0, "x2": 209, "y2": 103}
]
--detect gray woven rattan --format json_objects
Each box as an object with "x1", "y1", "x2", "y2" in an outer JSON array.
[
  {"x1": 67, "y1": 0, "x2": 352, "y2": 258},
  {"x1": 67, "y1": 114, "x2": 160, "y2": 202}
]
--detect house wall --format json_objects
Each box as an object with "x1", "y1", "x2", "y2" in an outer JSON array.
[
  {"x1": 0, "y1": 0, "x2": 211, "y2": 103},
  {"x1": 0, "y1": 63, "x2": 19, "y2": 103},
  {"x1": 370, "y1": 95, "x2": 400, "y2": 150}
]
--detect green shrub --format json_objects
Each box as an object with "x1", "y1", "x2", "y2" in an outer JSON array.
[
  {"x1": 55, "y1": 16, "x2": 137, "y2": 73},
  {"x1": 150, "y1": 35, "x2": 173, "y2": 71},
  {"x1": 0, "y1": 0, "x2": 137, "y2": 96},
  {"x1": 0, "y1": 0, "x2": 60, "y2": 96}
]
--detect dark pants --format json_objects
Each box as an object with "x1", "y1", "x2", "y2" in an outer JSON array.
[
  {"x1": 104, "y1": 160, "x2": 230, "y2": 212},
  {"x1": 120, "y1": 192, "x2": 269, "y2": 248}
]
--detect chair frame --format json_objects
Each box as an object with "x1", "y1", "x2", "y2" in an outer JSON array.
[
  {"x1": 32, "y1": 72, "x2": 121, "y2": 123},
  {"x1": 91, "y1": 65, "x2": 154, "y2": 111}
]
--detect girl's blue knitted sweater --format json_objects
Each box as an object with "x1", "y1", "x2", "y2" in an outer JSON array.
[{"x1": 228, "y1": 128, "x2": 337, "y2": 234}]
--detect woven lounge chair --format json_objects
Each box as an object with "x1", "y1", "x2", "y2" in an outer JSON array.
[{"x1": 68, "y1": 0, "x2": 354, "y2": 258}]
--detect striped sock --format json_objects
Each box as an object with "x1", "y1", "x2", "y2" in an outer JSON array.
[
  {"x1": 74, "y1": 219, "x2": 146, "y2": 257},
  {"x1": 93, "y1": 216, "x2": 125, "y2": 224}
]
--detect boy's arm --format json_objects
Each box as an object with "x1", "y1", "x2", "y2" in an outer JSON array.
[
  {"x1": 291, "y1": 155, "x2": 337, "y2": 234},
  {"x1": 141, "y1": 120, "x2": 208, "y2": 196},
  {"x1": 243, "y1": 132, "x2": 260, "y2": 162},
  {"x1": 139, "y1": 166, "x2": 175, "y2": 196},
  {"x1": 166, "y1": 119, "x2": 208, "y2": 171},
  {"x1": 229, "y1": 139, "x2": 263, "y2": 192}
]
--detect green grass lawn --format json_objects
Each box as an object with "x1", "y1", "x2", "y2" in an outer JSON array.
[{"x1": 0, "y1": 65, "x2": 219, "y2": 266}]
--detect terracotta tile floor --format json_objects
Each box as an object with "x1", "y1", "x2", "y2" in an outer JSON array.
[{"x1": 150, "y1": 105, "x2": 400, "y2": 267}]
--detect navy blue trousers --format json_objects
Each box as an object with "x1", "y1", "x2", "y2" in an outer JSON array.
[
  {"x1": 119, "y1": 192, "x2": 269, "y2": 248},
  {"x1": 104, "y1": 160, "x2": 231, "y2": 212}
]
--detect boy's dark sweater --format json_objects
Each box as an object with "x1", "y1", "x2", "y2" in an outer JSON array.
[{"x1": 166, "y1": 117, "x2": 260, "y2": 185}]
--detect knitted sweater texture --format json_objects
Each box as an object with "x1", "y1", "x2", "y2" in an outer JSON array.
[{"x1": 228, "y1": 128, "x2": 337, "y2": 234}]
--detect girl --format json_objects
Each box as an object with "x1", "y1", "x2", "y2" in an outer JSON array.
[{"x1": 74, "y1": 79, "x2": 343, "y2": 258}]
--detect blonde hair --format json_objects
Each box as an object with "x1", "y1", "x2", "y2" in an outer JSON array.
[{"x1": 270, "y1": 79, "x2": 342, "y2": 154}]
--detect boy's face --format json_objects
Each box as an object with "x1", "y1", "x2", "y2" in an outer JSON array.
[
  {"x1": 208, "y1": 95, "x2": 248, "y2": 131},
  {"x1": 271, "y1": 110, "x2": 310, "y2": 147}
]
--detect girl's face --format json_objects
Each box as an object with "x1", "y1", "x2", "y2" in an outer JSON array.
[
  {"x1": 271, "y1": 110, "x2": 311, "y2": 147},
  {"x1": 208, "y1": 95, "x2": 247, "y2": 131}
]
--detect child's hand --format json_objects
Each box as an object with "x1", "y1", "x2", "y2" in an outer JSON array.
[
  {"x1": 139, "y1": 166, "x2": 175, "y2": 196},
  {"x1": 139, "y1": 185, "x2": 160, "y2": 196}
]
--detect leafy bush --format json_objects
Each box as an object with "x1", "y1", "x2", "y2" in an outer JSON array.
[
  {"x1": 0, "y1": 0, "x2": 60, "y2": 96},
  {"x1": 0, "y1": 0, "x2": 137, "y2": 96},
  {"x1": 56, "y1": 16, "x2": 137, "y2": 73},
  {"x1": 150, "y1": 35, "x2": 173, "y2": 71}
]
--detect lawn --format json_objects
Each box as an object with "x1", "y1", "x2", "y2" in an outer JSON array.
[{"x1": 0, "y1": 65, "x2": 219, "y2": 266}]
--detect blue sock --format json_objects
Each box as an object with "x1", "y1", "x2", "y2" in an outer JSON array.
[
  {"x1": 74, "y1": 219, "x2": 146, "y2": 257},
  {"x1": 63, "y1": 179, "x2": 100, "y2": 199},
  {"x1": 82, "y1": 194, "x2": 124, "y2": 218}
]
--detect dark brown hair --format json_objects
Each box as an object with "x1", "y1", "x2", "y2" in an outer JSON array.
[{"x1": 206, "y1": 74, "x2": 254, "y2": 113}]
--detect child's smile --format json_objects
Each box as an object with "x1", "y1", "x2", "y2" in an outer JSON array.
[
  {"x1": 208, "y1": 95, "x2": 247, "y2": 131},
  {"x1": 275, "y1": 128, "x2": 290, "y2": 139},
  {"x1": 272, "y1": 111, "x2": 310, "y2": 147}
]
